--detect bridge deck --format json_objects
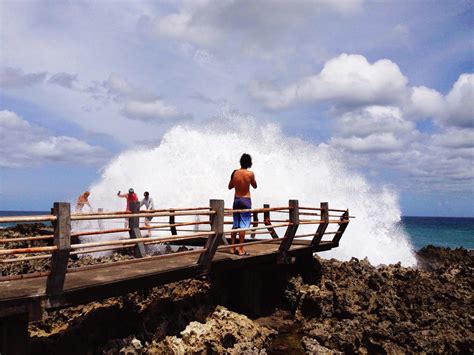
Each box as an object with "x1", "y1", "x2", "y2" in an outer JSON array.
[{"x1": 0, "y1": 240, "x2": 336, "y2": 312}]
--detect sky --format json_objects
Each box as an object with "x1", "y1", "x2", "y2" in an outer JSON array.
[{"x1": 0, "y1": 0, "x2": 473, "y2": 216}]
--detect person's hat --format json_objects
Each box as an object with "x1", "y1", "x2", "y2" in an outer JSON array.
[{"x1": 129, "y1": 188, "x2": 134, "y2": 193}]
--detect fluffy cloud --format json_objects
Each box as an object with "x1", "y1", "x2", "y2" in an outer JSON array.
[
  {"x1": 122, "y1": 99, "x2": 185, "y2": 121},
  {"x1": 0, "y1": 110, "x2": 109, "y2": 167},
  {"x1": 250, "y1": 54, "x2": 408, "y2": 109},
  {"x1": 329, "y1": 106, "x2": 416, "y2": 153},
  {"x1": 445, "y1": 74, "x2": 474, "y2": 127},
  {"x1": 409, "y1": 74, "x2": 474, "y2": 128},
  {"x1": 336, "y1": 106, "x2": 414, "y2": 138},
  {"x1": 0, "y1": 67, "x2": 46, "y2": 88}
]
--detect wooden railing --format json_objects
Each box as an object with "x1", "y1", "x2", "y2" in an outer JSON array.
[{"x1": 0, "y1": 199, "x2": 352, "y2": 295}]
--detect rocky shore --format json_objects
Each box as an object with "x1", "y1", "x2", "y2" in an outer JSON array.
[{"x1": 1, "y1": 225, "x2": 473, "y2": 354}]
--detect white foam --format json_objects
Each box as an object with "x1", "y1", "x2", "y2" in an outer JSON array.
[{"x1": 87, "y1": 113, "x2": 417, "y2": 266}]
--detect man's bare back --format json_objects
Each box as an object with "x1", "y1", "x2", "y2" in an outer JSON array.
[{"x1": 228, "y1": 168, "x2": 257, "y2": 197}]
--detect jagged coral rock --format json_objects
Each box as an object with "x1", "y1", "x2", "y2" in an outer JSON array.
[{"x1": 146, "y1": 306, "x2": 276, "y2": 354}]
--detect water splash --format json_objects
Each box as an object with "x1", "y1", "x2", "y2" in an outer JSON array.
[{"x1": 88, "y1": 113, "x2": 417, "y2": 266}]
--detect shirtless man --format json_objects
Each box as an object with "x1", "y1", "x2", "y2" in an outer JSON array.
[
  {"x1": 228, "y1": 153, "x2": 257, "y2": 256},
  {"x1": 75, "y1": 191, "x2": 92, "y2": 213}
]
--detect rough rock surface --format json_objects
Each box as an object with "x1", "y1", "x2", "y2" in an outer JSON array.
[
  {"x1": 2, "y1": 225, "x2": 472, "y2": 354},
  {"x1": 286, "y1": 247, "x2": 473, "y2": 354},
  {"x1": 146, "y1": 306, "x2": 276, "y2": 354}
]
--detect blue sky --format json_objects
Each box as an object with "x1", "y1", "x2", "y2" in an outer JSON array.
[{"x1": 0, "y1": 0, "x2": 473, "y2": 216}]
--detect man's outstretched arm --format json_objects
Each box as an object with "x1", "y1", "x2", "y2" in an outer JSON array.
[
  {"x1": 228, "y1": 170, "x2": 236, "y2": 190},
  {"x1": 251, "y1": 172, "x2": 257, "y2": 189}
]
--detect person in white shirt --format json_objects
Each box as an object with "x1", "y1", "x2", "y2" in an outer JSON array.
[{"x1": 140, "y1": 191, "x2": 155, "y2": 236}]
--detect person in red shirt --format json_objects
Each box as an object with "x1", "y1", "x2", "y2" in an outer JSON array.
[
  {"x1": 117, "y1": 188, "x2": 139, "y2": 228},
  {"x1": 117, "y1": 188, "x2": 139, "y2": 211}
]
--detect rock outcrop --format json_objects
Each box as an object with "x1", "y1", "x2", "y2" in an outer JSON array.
[
  {"x1": 146, "y1": 306, "x2": 276, "y2": 354},
  {"x1": 286, "y1": 248, "x2": 473, "y2": 353}
]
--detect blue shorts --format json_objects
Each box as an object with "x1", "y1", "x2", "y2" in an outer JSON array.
[{"x1": 233, "y1": 197, "x2": 252, "y2": 229}]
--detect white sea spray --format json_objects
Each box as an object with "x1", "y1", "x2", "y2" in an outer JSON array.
[{"x1": 86, "y1": 114, "x2": 417, "y2": 266}]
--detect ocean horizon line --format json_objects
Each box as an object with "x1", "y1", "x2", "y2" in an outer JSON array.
[{"x1": 0, "y1": 210, "x2": 473, "y2": 219}]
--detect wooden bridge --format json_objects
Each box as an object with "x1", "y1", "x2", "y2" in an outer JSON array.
[{"x1": 0, "y1": 199, "x2": 351, "y2": 354}]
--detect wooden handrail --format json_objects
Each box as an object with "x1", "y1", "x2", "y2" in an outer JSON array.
[
  {"x1": 0, "y1": 215, "x2": 56, "y2": 223},
  {"x1": 71, "y1": 210, "x2": 216, "y2": 221}
]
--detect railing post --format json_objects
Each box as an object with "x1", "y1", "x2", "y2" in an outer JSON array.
[
  {"x1": 311, "y1": 202, "x2": 329, "y2": 247},
  {"x1": 46, "y1": 202, "x2": 71, "y2": 295},
  {"x1": 250, "y1": 212, "x2": 258, "y2": 239},
  {"x1": 277, "y1": 200, "x2": 299, "y2": 263},
  {"x1": 169, "y1": 209, "x2": 177, "y2": 235},
  {"x1": 263, "y1": 203, "x2": 279, "y2": 239},
  {"x1": 197, "y1": 199, "x2": 224, "y2": 275},
  {"x1": 129, "y1": 201, "x2": 146, "y2": 258},
  {"x1": 332, "y1": 210, "x2": 349, "y2": 245}
]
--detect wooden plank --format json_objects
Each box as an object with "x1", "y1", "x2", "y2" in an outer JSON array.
[{"x1": 46, "y1": 202, "x2": 71, "y2": 295}]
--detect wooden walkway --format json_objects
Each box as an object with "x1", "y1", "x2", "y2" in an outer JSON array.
[
  {"x1": 0, "y1": 240, "x2": 336, "y2": 312},
  {"x1": 0, "y1": 199, "x2": 349, "y2": 355}
]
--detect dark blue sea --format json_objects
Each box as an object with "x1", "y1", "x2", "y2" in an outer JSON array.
[
  {"x1": 0, "y1": 212, "x2": 472, "y2": 250},
  {"x1": 400, "y1": 216, "x2": 473, "y2": 250}
]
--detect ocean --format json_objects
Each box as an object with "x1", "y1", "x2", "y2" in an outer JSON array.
[{"x1": 0, "y1": 212, "x2": 472, "y2": 251}]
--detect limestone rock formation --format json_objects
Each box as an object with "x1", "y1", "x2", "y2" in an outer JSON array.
[{"x1": 146, "y1": 306, "x2": 276, "y2": 354}]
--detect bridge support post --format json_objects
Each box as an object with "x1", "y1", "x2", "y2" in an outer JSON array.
[
  {"x1": 263, "y1": 204, "x2": 278, "y2": 239},
  {"x1": 332, "y1": 210, "x2": 349, "y2": 246},
  {"x1": 311, "y1": 202, "x2": 329, "y2": 248},
  {"x1": 129, "y1": 201, "x2": 146, "y2": 258},
  {"x1": 46, "y1": 202, "x2": 71, "y2": 295},
  {"x1": 277, "y1": 200, "x2": 299, "y2": 263},
  {"x1": 0, "y1": 312, "x2": 29, "y2": 355},
  {"x1": 197, "y1": 199, "x2": 224, "y2": 275}
]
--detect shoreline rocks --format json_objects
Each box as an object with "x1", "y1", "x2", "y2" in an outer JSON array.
[{"x1": 1, "y1": 225, "x2": 472, "y2": 353}]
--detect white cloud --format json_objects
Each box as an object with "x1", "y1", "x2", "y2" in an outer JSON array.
[
  {"x1": 250, "y1": 54, "x2": 408, "y2": 109},
  {"x1": 330, "y1": 132, "x2": 403, "y2": 153},
  {"x1": 0, "y1": 67, "x2": 46, "y2": 88},
  {"x1": 337, "y1": 106, "x2": 414, "y2": 138},
  {"x1": 431, "y1": 128, "x2": 474, "y2": 149},
  {"x1": 122, "y1": 99, "x2": 184, "y2": 121},
  {"x1": 408, "y1": 86, "x2": 446, "y2": 119},
  {"x1": 151, "y1": 0, "x2": 364, "y2": 48},
  {"x1": 408, "y1": 74, "x2": 474, "y2": 127},
  {"x1": 0, "y1": 110, "x2": 109, "y2": 167},
  {"x1": 445, "y1": 73, "x2": 474, "y2": 127}
]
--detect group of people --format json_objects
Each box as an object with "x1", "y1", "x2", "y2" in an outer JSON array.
[{"x1": 74, "y1": 153, "x2": 257, "y2": 257}]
